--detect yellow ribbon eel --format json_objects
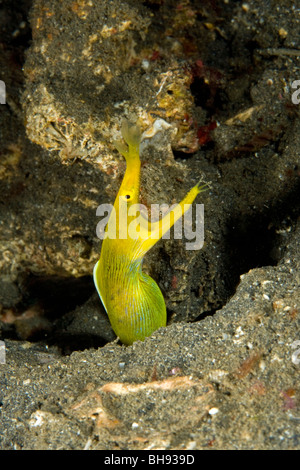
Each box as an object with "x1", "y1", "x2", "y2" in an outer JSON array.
[{"x1": 94, "y1": 121, "x2": 207, "y2": 345}]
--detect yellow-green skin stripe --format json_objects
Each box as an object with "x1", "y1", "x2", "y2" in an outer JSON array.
[{"x1": 94, "y1": 121, "x2": 206, "y2": 345}]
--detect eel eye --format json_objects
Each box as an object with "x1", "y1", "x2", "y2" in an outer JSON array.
[{"x1": 125, "y1": 194, "x2": 131, "y2": 200}]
